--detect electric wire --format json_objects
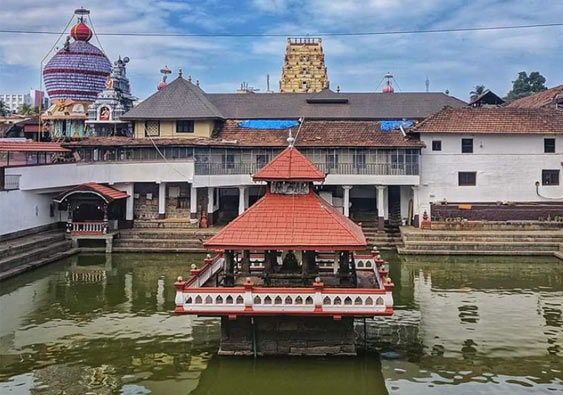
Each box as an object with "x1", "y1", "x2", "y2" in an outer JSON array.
[{"x1": 2, "y1": 22, "x2": 562, "y2": 38}]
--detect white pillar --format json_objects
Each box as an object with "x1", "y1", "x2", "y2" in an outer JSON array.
[
  {"x1": 376, "y1": 185, "x2": 387, "y2": 230},
  {"x1": 342, "y1": 186, "x2": 352, "y2": 217},
  {"x1": 238, "y1": 186, "x2": 247, "y2": 215},
  {"x1": 190, "y1": 185, "x2": 198, "y2": 222},
  {"x1": 207, "y1": 187, "x2": 214, "y2": 215},
  {"x1": 411, "y1": 186, "x2": 420, "y2": 227},
  {"x1": 244, "y1": 187, "x2": 250, "y2": 209},
  {"x1": 158, "y1": 182, "x2": 166, "y2": 219}
]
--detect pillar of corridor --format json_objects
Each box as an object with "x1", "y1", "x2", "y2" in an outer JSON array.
[
  {"x1": 342, "y1": 186, "x2": 352, "y2": 218},
  {"x1": 190, "y1": 185, "x2": 198, "y2": 223},
  {"x1": 238, "y1": 186, "x2": 247, "y2": 215},
  {"x1": 411, "y1": 186, "x2": 420, "y2": 227},
  {"x1": 114, "y1": 182, "x2": 134, "y2": 227},
  {"x1": 158, "y1": 182, "x2": 166, "y2": 219},
  {"x1": 207, "y1": 187, "x2": 215, "y2": 225},
  {"x1": 376, "y1": 185, "x2": 387, "y2": 231}
]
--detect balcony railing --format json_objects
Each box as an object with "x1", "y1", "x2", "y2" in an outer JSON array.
[
  {"x1": 194, "y1": 162, "x2": 419, "y2": 176},
  {"x1": 69, "y1": 221, "x2": 107, "y2": 235},
  {"x1": 2, "y1": 174, "x2": 21, "y2": 190}
]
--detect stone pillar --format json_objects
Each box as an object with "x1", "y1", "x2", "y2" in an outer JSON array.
[
  {"x1": 376, "y1": 185, "x2": 387, "y2": 231},
  {"x1": 190, "y1": 185, "x2": 198, "y2": 222},
  {"x1": 207, "y1": 187, "x2": 215, "y2": 225},
  {"x1": 158, "y1": 182, "x2": 166, "y2": 219},
  {"x1": 224, "y1": 250, "x2": 235, "y2": 286},
  {"x1": 241, "y1": 250, "x2": 251, "y2": 276},
  {"x1": 411, "y1": 186, "x2": 420, "y2": 227},
  {"x1": 238, "y1": 186, "x2": 247, "y2": 215},
  {"x1": 244, "y1": 187, "x2": 250, "y2": 210},
  {"x1": 342, "y1": 186, "x2": 352, "y2": 217}
]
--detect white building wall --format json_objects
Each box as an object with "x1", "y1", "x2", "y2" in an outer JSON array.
[
  {"x1": 418, "y1": 133, "x2": 563, "y2": 216},
  {"x1": 0, "y1": 190, "x2": 67, "y2": 235}
]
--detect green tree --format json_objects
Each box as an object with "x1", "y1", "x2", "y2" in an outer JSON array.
[
  {"x1": 470, "y1": 85, "x2": 486, "y2": 101},
  {"x1": 18, "y1": 103, "x2": 34, "y2": 115},
  {"x1": 505, "y1": 71, "x2": 547, "y2": 102},
  {"x1": 0, "y1": 100, "x2": 8, "y2": 116}
]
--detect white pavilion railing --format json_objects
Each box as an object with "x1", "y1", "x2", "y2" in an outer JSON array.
[
  {"x1": 175, "y1": 249, "x2": 393, "y2": 317},
  {"x1": 69, "y1": 221, "x2": 107, "y2": 235}
]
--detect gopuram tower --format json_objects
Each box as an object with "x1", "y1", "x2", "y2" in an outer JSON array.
[{"x1": 279, "y1": 38, "x2": 329, "y2": 93}]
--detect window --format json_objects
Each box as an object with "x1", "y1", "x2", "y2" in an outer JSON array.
[
  {"x1": 326, "y1": 151, "x2": 338, "y2": 170},
  {"x1": 461, "y1": 138, "x2": 473, "y2": 153},
  {"x1": 145, "y1": 120, "x2": 160, "y2": 137},
  {"x1": 353, "y1": 152, "x2": 366, "y2": 169},
  {"x1": 542, "y1": 170, "x2": 560, "y2": 186},
  {"x1": 544, "y1": 138, "x2": 556, "y2": 153},
  {"x1": 223, "y1": 153, "x2": 235, "y2": 169},
  {"x1": 176, "y1": 120, "x2": 194, "y2": 133},
  {"x1": 432, "y1": 140, "x2": 442, "y2": 151},
  {"x1": 458, "y1": 172, "x2": 476, "y2": 186},
  {"x1": 256, "y1": 154, "x2": 269, "y2": 168}
]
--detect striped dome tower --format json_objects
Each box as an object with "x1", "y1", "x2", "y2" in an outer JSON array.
[{"x1": 43, "y1": 9, "x2": 111, "y2": 102}]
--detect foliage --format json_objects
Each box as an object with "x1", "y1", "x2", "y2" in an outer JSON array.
[
  {"x1": 505, "y1": 71, "x2": 547, "y2": 102},
  {"x1": 18, "y1": 103, "x2": 36, "y2": 115},
  {"x1": 470, "y1": 85, "x2": 486, "y2": 101},
  {"x1": 0, "y1": 100, "x2": 8, "y2": 116}
]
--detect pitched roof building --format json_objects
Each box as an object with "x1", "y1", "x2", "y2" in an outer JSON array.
[{"x1": 508, "y1": 85, "x2": 563, "y2": 110}]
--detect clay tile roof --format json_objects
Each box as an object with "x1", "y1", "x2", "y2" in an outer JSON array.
[
  {"x1": 54, "y1": 182, "x2": 128, "y2": 204},
  {"x1": 217, "y1": 120, "x2": 425, "y2": 148},
  {"x1": 412, "y1": 106, "x2": 563, "y2": 134},
  {"x1": 253, "y1": 147, "x2": 326, "y2": 182},
  {"x1": 204, "y1": 191, "x2": 366, "y2": 251},
  {"x1": 508, "y1": 85, "x2": 563, "y2": 109},
  {"x1": 0, "y1": 141, "x2": 70, "y2": 152}
]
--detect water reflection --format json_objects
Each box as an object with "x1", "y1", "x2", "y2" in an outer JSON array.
[{"x1": 0, "y1": 252, "x2": 561, "y2": 394}]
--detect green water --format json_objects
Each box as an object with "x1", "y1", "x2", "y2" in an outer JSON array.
[{"x1": 0, "y1": 252, "x2": 561, "y2": 394}]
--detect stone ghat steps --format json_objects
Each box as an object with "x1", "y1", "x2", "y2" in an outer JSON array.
[
  {"x1": 397, "y1": 248, "x2": 555, "y2": 256},
  {"x1": 133, "y1": 220, "x2": 198, "y2": 229},
  {"x1": 0, "y1": 240, "x2": 74, "y2": 278},
  {"x1": 114, "y1": 239, "x2": 205, "y2": 249},
  {"x1": 0, "y1": 247, "x2": 78, "y2": 282},
  {"x1": 0, "y1": 230, "x2": 66, "y2": 260},
  {"x1": 119, "y1": 229, "x2": 218, "y2": 240},
  {"x1": 112, "y1": 247, "x2": 206, "y2": 253},
  {"x1": 402, "y1": 232, "x2": 563, "y2": 243},
  {"x1": 400, "y1": 240, "x2": 560, "y2": 252}
]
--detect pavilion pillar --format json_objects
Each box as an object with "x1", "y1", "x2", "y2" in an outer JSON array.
[
  {"x1": 190, "y1": 185, "x2": 198, "y2": 223},
  {"x1": 224, "y1": 250, "x2": 235, "y2": 286},
  {"x1": 302, "y1": 250, "x2": 317, "y2": 278},
  {"x1": 241, "y1": 250, "x2": 251, "y2": 276},
  {"x1": 207, "y1": 187, "x2": 215, "y2": 225},
  {"x1": 376, "y1": 185, "x2": 387, "y2": 231},
  {"x1": 238, "y1": 186, "x2": 247, "y2": 215},
  {"x1": 158, "y1": 182, "x2": 166, "y2": 219},
  {"x1": 411, "y1": 186, "x2": 420, "y2": 227},
  {"x1": 338, "y1": 251, "x2": 351, "y2": 285},
  {"x1": 342, "y1": 186, "x2": 352, "y2": 217}
]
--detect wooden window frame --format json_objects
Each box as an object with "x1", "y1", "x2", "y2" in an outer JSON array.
[
  {"x1": 461, "y1": 138, "x2": 473, "y2": 153},
  {"x1": 458, "y1": 171, "x2": 476, "y2": 186},
  {"x1": 542, "y1": 169, "x2": 560, "y2": 186}
]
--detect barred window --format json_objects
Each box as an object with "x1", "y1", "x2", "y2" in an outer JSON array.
[
  {"x1": 145, "y1": 121, "x2": 160, "y2": 137},
  {"x1": 176, "y1": 120, "x2": 194, "y2": 133},
  {"x1": 542, "y1": 170, "x2": 560, "y2": 186},
  {"x1": 458, "y1": 171, "x2": 476, "y2": 186}
]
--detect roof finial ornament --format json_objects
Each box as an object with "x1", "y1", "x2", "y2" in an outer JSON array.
[
  {"x1": 196, "y1": 80, "x2": 200, "y2": 87},
  {"x1": 178, "y1": 68, "x2": 183, "y2": 78},
  {"x1": 187, "y1": 75, "x2": 192, "y2": 82},
  {"x1": 287, "y1": 130, "x2": 295, "y2": 148},
  {"x1": 157, "y1": 65, "x2": 171, "y2": 90},
  {"x1": 336, "y1": 85, "x2": 340, "y2": 93}
]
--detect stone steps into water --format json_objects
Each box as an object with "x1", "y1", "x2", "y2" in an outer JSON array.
[
  {"x1": 112, "y1": 228, "x2": 219, "y2": 252},
  {"x1": 0, "y1": 240, "x2": 75, "y2": 281},
  {"x1": 0, "y1": 230, "x2": 66, "y2": 260},
  {"x1": 399, "y1": 226, "x2": 563, "y2": 258}
]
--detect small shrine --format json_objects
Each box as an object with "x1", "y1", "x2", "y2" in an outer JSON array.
[
  {"x1": 174, "y1": 138, "x2": 394, "y2": 356},
  {"x1": 86, "y1": 56, "x2": 136, "y2": 137}
]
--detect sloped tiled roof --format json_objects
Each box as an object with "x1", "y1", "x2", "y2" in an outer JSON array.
[
  {"x1": 207, "y1": 92, "x2": 466, "y2": 119},
  {"x1": 508, "y1": 85, "x2": 563, "y2": 109},
  {"x1": 54, "y1": 182, "x2": 128, "y2": 203},
  {"x1": 204, "y1": 191, "x2": 366, "y2": 251},
  {"x1": 412, "y1": 107, "x2": 563, "y2": 134},
  {"x1": 253, "y1": 147, "x2": 326, "y2": 182},
  {"x1": 0, "y1": 141, "x2": 70, "y2": 152},
  {"x1": 217, "y1": 120, "x2": 425, "y2": 147},
  {"x1": 121, "y1": 77, "x2": 223, "y2": 120}
]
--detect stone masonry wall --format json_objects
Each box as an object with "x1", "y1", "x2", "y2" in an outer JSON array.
[
  {"x1": 134, "y1": 183, "x2": 159, "y2": 220},
  {"x1": 219, "y1": 316, "x2": 356, "y2": 356}
]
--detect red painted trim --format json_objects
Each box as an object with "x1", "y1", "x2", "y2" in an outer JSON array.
[
  {"x1": 175, "y1": 307, "x2": 394, "y2": 317},
  {"x1": 181, "y1": 286, "x2": 387, "y2": 294},
  {"x1": 183, "y1": 287, "x2": 245, "y2": 293},
  {"x1": 252, "y1": 287, "x2": 316, "y2": 294},
  {"x1": 322, "y1": 288, "x2": 386, "y2": 294}
]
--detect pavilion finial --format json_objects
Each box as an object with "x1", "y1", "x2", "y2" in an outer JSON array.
[{"x1": 287, "y1": 130, "x2": 295, "y2": 148}]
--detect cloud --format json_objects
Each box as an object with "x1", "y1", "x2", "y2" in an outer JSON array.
[{"x1": 0, "y1": 0, "x2": 562, "y2": 101}]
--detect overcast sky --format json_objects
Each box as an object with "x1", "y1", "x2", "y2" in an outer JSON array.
[{"x1": 0, "y1": 0, "x2": 562, "y2": 102}]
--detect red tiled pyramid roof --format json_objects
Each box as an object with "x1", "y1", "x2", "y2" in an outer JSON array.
[
  {"x1": 54, "y1": 182, "x2": 128, "y2": 204},
  {"x1": 204, "y1": 190, "x2": 366, "y2": 251},
  {"x1": 253, "y1": 147, "x2": 326, "y2": 182}
]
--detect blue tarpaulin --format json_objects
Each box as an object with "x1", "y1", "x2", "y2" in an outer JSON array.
[
  {"x1": 237, "y1": 120, "x2": 299, "y2": 129},
  {"x1": 380, "y1": 120, "x2": 413, "y2": 131}
]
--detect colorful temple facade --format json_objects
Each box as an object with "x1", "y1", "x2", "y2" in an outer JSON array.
[
  {"x1": 42, "y1": 9, "x2": 112, "y2": 139},
  {"x1": 174, "y1": 144, "x2": 393, "y2": 355},
  {"x1": 280, "y1": 38, "x2": 329, "y2": 93}
]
